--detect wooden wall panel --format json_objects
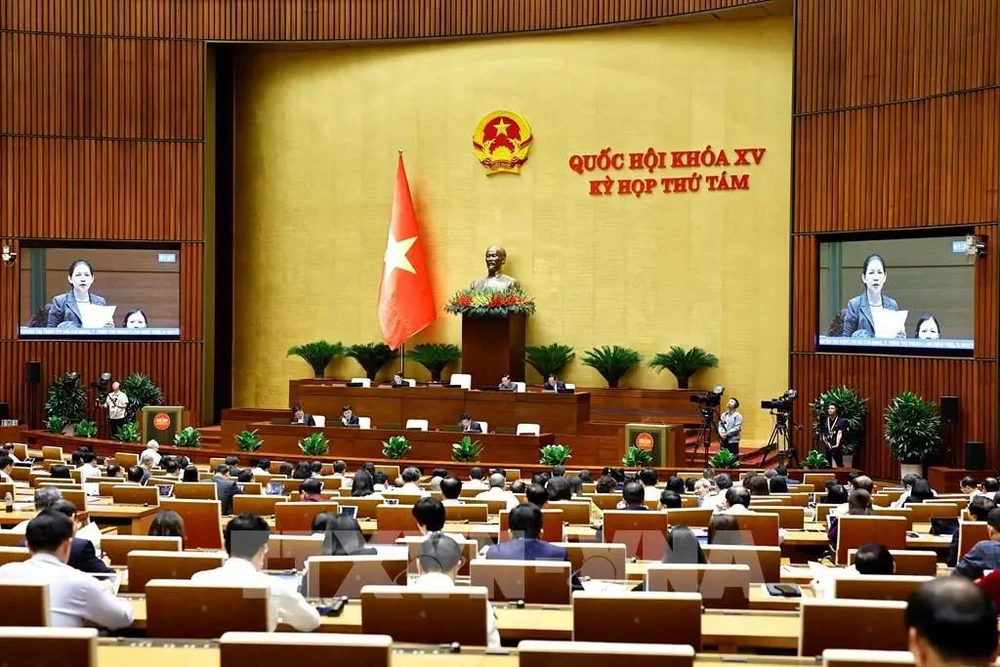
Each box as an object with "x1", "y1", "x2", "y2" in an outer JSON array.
[
  {"x1": 795, "y1": 0, "x2": 1000, "y2": 114},
  {"x1": 790, "y1": 235, "x2": 817, "y2": 353},
  {"x1": 0, "y1": 33, "x2": 85, "y2": 136},
  {"x1": 791, "y1": 354, "x2": 996, "y2": 479},
  {"x1": 794, "y1": 90, "x2": 1000, "y2": 233},
  {"x1": 0, "y1": 138, "x2": 203, "y2": 240},
  {"x1": 975, "y1": 224, "x2": 999, "y2": 361}
]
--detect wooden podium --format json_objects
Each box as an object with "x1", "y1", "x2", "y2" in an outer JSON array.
[{"x1": 460, "y1": 313, "x2": 526, "y2": 384}]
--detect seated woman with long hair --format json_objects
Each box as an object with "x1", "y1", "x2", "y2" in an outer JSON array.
[
  {"x1": 321, "y1": 515, "x2": 377, "y2": 556},
  {"x1": 828, "y1": 489, "x2": 873, "y2": 545},
  {"x1": 350, "y1": 470, "x2": 382, "y2": 499},
  {"x1": 708, "y1": 514, "x2": 742, "y2": 545},
  {"x1": 663, "y1": 525, "x2": 707, "y2": 564},
  {"x1": 148, "y1": 510, "x2": 186, "y2": 548},
  {"x1": 905, "y1": 479, "x2": 935, "y2": 504}
]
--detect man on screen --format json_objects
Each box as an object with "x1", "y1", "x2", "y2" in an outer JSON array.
[{"x1": 46, "y1": 260, "x2": 113, "y2": 329}]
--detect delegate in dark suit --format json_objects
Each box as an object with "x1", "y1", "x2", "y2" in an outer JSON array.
[
  {"x1": 341, "y1": 415, "x2": 360, "y2": 426},
  {"x1": 462, "y1": 421, "x2": 483, "y2": 433},
  {"x1": 46, "y1": 292, "x2": 109, "y2": 329},
  {"x1": 485, "y1": 538, "x2": 569, "y2": 561},
  {"x1": 212, "y1": 475, "x2": 242, "y2": 516},
  {"x1": 841, "y1": 292, "x2": 900, "y2": 338},
  {"x1": 292, "y1": 413, "x2": 316, "y2": 426},
  {"x1": 19, "y1": 537, "x2": 113, "y2": 574}
]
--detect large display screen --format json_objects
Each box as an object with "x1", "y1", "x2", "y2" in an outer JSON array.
[
  {"x1": 818, "y1": 236, "x2": 973, "y2": 353},
  {"x1": 19, "y1": 246, "x2": 181, "y2": 338}
]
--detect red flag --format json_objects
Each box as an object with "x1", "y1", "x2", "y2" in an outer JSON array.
[{"x1": 378, "y1": 154, "x2": 437, "y2": 349}]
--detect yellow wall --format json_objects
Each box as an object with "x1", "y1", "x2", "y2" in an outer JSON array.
[{"x1": 233, "y1": 16, "x2": 793, "y2": 441}]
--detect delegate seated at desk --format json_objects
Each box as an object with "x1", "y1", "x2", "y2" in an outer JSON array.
[
  {"x1": 459, "y1": 412, "x2": 483, "y2": 433},
  {"x1": 498, "y1": 374, "x2": 516, "y2": 392},
  {"x1": 389, "y1": 373, "x2": 408, "y2": 388},
  {"x1": 543, "y1": 374, "x2": 566, "y2": 391},
  {"x1": 291, "y1": 405, "x2": 315, "y2": 426},
  {"x1": 340, "y1": 405, "x2": 359, "y2": 426}
]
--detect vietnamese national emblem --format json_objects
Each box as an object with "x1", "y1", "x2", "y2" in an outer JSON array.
[{"x1": 473, "y1": 110, "x2": 533, "y2": 175}]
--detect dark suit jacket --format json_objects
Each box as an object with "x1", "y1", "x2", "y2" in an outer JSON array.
[
  {"x1": 544, "y1": 381, "x2": 567, "y2": 391},
  {"x1": 293, "y1": 414, "x2": 316, "y2": 426},
  {"x1": 213, "y1": 475, "x2": 242, "y2": 515},
  {"x1": 842, "y1": 292, "x2": 900, "y2": 338},
  {"x1": 47, "y1": 291, "x2": 108, "y2": 328},
  {"x1": 462, "y1": 422, "x2": 483, "y2": 433},
  {"x1": 341, "y1": 415, "x2": 360, "y2": 426},
  {"x1": 485, "y1": 538, "x2": 569, "y2": 561},
  {"x1": 18, "y1": 537, "x2": 113, "y2": 574}
]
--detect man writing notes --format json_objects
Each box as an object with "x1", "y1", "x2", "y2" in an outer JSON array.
[
  {"x1": 717, "y1": 398, "x2": 742, "y2": 457},
  {"x1": 340, "y1": 405, "x2": 360, "y2": 426},
  {"x1": 460, "y1": 412, "x2": 483, "y2": 433}
]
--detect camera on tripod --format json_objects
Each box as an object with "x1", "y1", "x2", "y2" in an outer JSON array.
[
  {"x1": 761, "y1": 389, "x2": 797, "y2": 413},
  {"x1": 689, "y1": 386, "x2": 725, "y2": 409}
]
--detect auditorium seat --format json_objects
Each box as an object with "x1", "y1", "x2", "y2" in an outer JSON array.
[
  {"x1": 112, "y1": 485, "x2": 160, "y2": 506},
  {"x1": 470, "y1": 559, "x2": 572, "y2": 604},
  {"x1": 478, "y1": 420, "x2": 489, "y2": 433},
  {"x1": 232, "y1": 495, "x2": 287, "y2": 516},
  {"x1": 512, "y1": 381, "x2": 526, "y2": 393},
  {"x1": 336, "y1": 497, "x2": 383, "y2": 519},
  {"x1": 702, "y1": 545, "x2": 781, "y2": 583},
  {"x1": 12, "y1": 444, "x2": 28, "y2": 461},
  {"x1": 546, "y1": 501, "x2": 591, "y2": 525},
  {"x1": 733, "y1": 512, "x2": 780, "y2": 547},
  {"x1": 361, "y1": 585, "x2": 489, "y2": 645},
  {"x1": 602, "y1": 510, "x2": 670, "y2": 559},
  {"x1": 519, "y1": 640, "x2": 696, "y2": 667},
  {"x1": 0, "y1": 547, "x2": 30, "y2": 567},
  {"x1": 0, "y1": 582, "x2": 48, "y2": 627},
  {"x1": 173, "y1": 483, "x2": 219, "y2": 501},
  {"x1": 405, "y1": 419, "x2": 428, "y2": 431},
  {"x1": 572, "y1": 591, "x2": 702, "y2": 648},
  {"x1": 846, "y1": 549, "x2": 936, "y2": 576},
  {"x1": 836, "y1": 515, "x2": 907, "y2": 564},
  {"x1": 449, "y1": 373, "x2": 472, "y2": 389},
  {"x1": 398, "y1": 535, "x2": 479, "y2": 576},
  {"x1": 267, "y1": 534, "x2": 324, "y2": 570},
  {"x1": 872, "y1": 506, "x2": 914, "y2": 529},
  {"x1": 554, "y1": 542, "x2": 627, "y2": 580},
  {"x1": 501, "y1": 508, "x2": 563, "y2": 543},
  {"x1": 146, "y1": 580, "x2": 270, "y2": 638},
  {"x1": 349, "y1": 378, "x2": 371, "y2": 387},
  {"x1": 564, "y1": 383, "x2": 576, "y2": 390},
  {"x1": 157, "y1": 499, "x2": 224, "y2": 550},
  {"x1": 444, "y1": 503, "x2": 488, "y2": 523},
  {"x1": 404, "y1": 378, "x2": 417, "y2": 387},
  {"x1": 218, "y1": 632, "x2": 392, "y2": 667},
  {"x1": 646, "y1": 563, "x2": 750, "y2": 609},
  {"x1": 958, "y1": 521, "x2": 989, "y2": 560},
  {"x1": 0, "y1": 627, "x2": 97, "y2": 667},
  {"x1": 305, "y1": 555, "x2": 408, "y2": 597},
  {"x1": 313, "y1": 415, "x2": 326, "y2": 427},
  {"x1": 41, "y1": 446, "x2": 64, "y2": 461},
  {"x1": 113, "y1": 452, "x2": 138, "y2": 467},
  {"x1": 358, "y1": 416, "x2": 372, "y2": 430},
  {"x1": 664, "y1": 507, "x2": 714, "y2": 528},
  {"x1": 517, "y1": 423, "x2": 541, "y2": 435},
  {"x1": 127, "y1": 550, "x2": 226, "y2": 593},
  {"x1": 274, "y1": 501, "x2": 340, "y2": 534},
  {"x1": 0, "y1": 533, "x2": 23, "y2": 548},
  {"x1": 101, "y1": 535, "x2": 181, "y2": 566},
  {"x1": 821, "y1": 649, "x2": 916, "y2": 666},
  {"x1": 373, "y1": 505, "x2": 420, "y2": 543},
  {"x1": 799, "y1": 598, "x2": 909, "y2": 656},
  {"x1": 832, "y1": 575, "x2": 933, "y2": 601}
]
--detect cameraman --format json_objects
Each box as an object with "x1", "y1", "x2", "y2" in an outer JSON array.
[{"x1": 717, "y1": 398, "x2": 742, "y2": 457}]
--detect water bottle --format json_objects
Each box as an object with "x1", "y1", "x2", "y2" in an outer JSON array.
[{"x1": 4, "y1": 492, "x2": 13, "y2": 513}]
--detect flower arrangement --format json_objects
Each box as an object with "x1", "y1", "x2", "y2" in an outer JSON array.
[{"x1": 445, "y1": 288, "x2": 536, "y2": 317}]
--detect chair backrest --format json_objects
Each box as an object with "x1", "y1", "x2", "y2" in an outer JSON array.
[
  {"x1": 235, "y1": 482, "x2": 262, "y2": 495},
  {"x1": 499, "y1": 508, "x2": 563, "y2": 543},
  {"x1": 764, "y1": 506, "x2": 805, "y2": 529},
  {"x1": 815, "y1": 504, "x2": 841, "y2": 523},
  {"x1": 0, "y1": 547, "x2": 31, "y2": 567},
  {"x1": 872, "y1": 506, "x2": 914, "y2": 529},
  {"x1": 646, "y1": 563, "x2": 750, "y2": 609},
  {"x1": 733, "y1": 512, "x2": 780, "y2": 547},
  {"x1": 836, "y1": 515, "x2": 907, "y2": 564},
  {"x1": 958, "y1": 521, "x2": 990, "y2": 560},
  {"x1": 305, "y1": 556, "x2": 409, "y2": 598},
  {"x1": 267, "y1": 534, "x2": 324, "y2": 570},
  {"x1": 41, "y1": 446, "x2": 63, "y2": 461},
  {"x1": 799, "y1": 598, "x2": 909, "y2": 656},
  {"x1": 0, "y1": 532, "x2": 24, "y2": 547},
  {"x1": 56, "y1": 488, "x2": 87, "y2": 513},
  {"x1": 470, "y1": 559, "x2": 572, "y2": 604},
  {"x1": 572, "y1": 591, "x2": 702, "y2": 648},
  {"x1": 702, "y1": 545, "x2": 781, "y2": 583},
  {"x1": 903, "y1": 502, "x2": 959, "y2": 523},
  {"x1": 0, "y1": 582, "x2": 49, "y2": 627},
  {"x1": 405, "y1": 419, "x2": 429, "y2": 431},
  {"x1": 444, "y1": 504, "x2": 489, "y2": 523},
  {"x1": 847, "y1": 549, "x2": 937, "y2": 577},
  {"x1": 820, "y1": 649, "x2": 916, "y2": 667},
  {"x1": 374, "y1": 465, "x2": 400, "y2": 480},
  {"x1": 664, "y1": 507, "x2": 714, "y2": 528},
  {"x1": 450, "y1": 374, "x2": 472, "y2": 389},
  {"x1": 101, "y1": 535, "x2": 181, "y2": 565},
  {"x1": 833, "y1": 573, "x2": 934, "y2": 602},
  {"x1": 113, "y1": 452, "x2": 138, "y2": 468},
  {"x1": 512, "y1": 382, "x2": 527, "y2": 393},
  {"x1": 350, "y1": 378, "x2": 372, "y2": 388},
  {"x1": 159, "y1": 499, "x2": 223, "y2": 549},
  {"x1": 602, "y1": 510, "x2": 671, "y2": 559},
  {"x1": 357, "y1": 417, "x2": 372, "y2": 430},
  {"x1": 232, "y1": 495, "x2": 287, "y2": 517},
  {"x1": 373, "y1": 505, "x2": 420, "y2": 543},
  {"x1": 360, "y1": 585, "x2": 489, "y2": 645},
  {"x1": 8, "y1": 466, "x2": 31, "y2": 483},
  {"x1": 127, "y1": 550, "x2": 226, "y2": 593},
  {"x1": 218, "y1": 631, "x2": 392, "y2": 666},
  {"x1": 12, "y1": 444, "x2": 28, "y2": 460},
  {"x1": 403, "y1": 379, "x2": 416, "y2": 387},
  {"x1": 0, "y1": 627, "x2": 97, "y2": 666},
  {"x1": 145, "y1": 580, "x2": 270, "y2": 638},
  {"x1": 111, "y1": 485, "x2": 160, "y2": 506},
  {"x1": 380, "y1": 491, "x2": 425, "y2": 505},
  {"x1": 564, "y1": 383, "x2": 576, "y2": 390},
  {"x1": 478, "y1": 421, "x2": 489, "y2": 434},
  {"x1": 586, "y1": 493, "x2": 623, "y2": 511},
  {"x1": 174, "y1": 482, "x2": 219, "y2": 501},
  {"x1": 802, "y1": 473, "x2": 836, "y2": 489},
  {"x1": 505, "y1": 469, "x2": 522, "y2": 482},
  {"x1": 554, "y1": 542, "x2": 627, "y2": 580},
  {"x1": 337, "y1": 497, "x2": 384, "y2": 519},
  {"x1": 398, "y1": 536, "x2": 478, "y2": 576},
  {"x1": 274, "y1": 501, "x2": 340, "y2": 534},
  {"x1": 311, "y1": 415, "x2": 325, "y2": 427},
  {"x1": 519, "y1": 639, "x2": 695, "y2": 667},
  {"x1": 546, "y1": 501, "x2": 591, "y2": 525}
]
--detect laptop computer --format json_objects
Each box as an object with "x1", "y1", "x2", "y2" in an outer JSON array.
[
  {"x1": 557, "y1": 387, "x2": 576, "y2": 394},
  {"x1": 479, "y1": 386, "x2": 501, "y2": 392},
  {"x1": 272, "y1": 418, "x2": 291, "y2": 425},
  {"x1": 441, "y1": 425, "x2": 463, "y2": 433}
]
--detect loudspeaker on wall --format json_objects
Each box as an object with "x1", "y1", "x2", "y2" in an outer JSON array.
[
  {"x1": 940, "y1": 395, "x2": 959, "y2": 423},
  {"x1": 966, "y1": 441, "x2": 986, "y2": 471},
  {"x1": 24, "y1": 361, "x2": 41, "y2": 385}
]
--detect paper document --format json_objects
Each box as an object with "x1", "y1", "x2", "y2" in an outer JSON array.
[
  {"x1": 77, "y1": 303, "x2": 116, "y2": 329},
  {"x1": 873, "y1": 309, "x2": 907, "y2": 339}
]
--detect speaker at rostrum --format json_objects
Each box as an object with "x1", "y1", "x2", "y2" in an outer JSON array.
[
  {"x1": 24, "y1": 362, "x2": 41, "y2": 385},
  {"x1": 966, "y1": 441, "x2": 986, "y2": 471},
  {"x1": 940, "y1": 395, "x2": 959, "y2": 423}
]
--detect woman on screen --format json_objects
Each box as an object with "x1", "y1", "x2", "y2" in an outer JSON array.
[
  {"x1": 123, "y1": 308, "x2": 148, "y2": 329},
  {"x1": 46, "y1": 259, "x2": 111, "y2": 329},
  {"x1": 914, "y1": 314, "x2": 941, "y2": 340},
  {"x1": 841, "y1": 253, "x2": 903, "y2": 338}
]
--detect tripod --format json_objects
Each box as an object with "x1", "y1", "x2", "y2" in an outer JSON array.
[
  {"x1": 693, "y1": 406, "x2": 719, "y2": 464},
  {"x1": 762, "y1": 410, "x2": 798, "y2": 467}
]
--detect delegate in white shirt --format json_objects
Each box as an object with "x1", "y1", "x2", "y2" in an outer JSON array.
[
  {"x1": 190, "y1": 557, "x2": 320, "y2": 632},
  {"x1": 0, "y1": 553, "x2": 133, "y2": 629},
  {"x1": 105, "y1": 391, "x2": 129, "y2": 420},
  {"x1": 475, "y1": 487, "x2": 518, "y2": 511},
  {"x1": 410, "y1": 572, "x2": 500, "y2": 648}
]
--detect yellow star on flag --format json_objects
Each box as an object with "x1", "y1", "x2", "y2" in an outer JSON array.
[
  {"x1": 384, "y1": 232, "x2": 417, "y2": 274},
  {"x1": 493, "y1": 118, "x2": 510, "y2": 136}
]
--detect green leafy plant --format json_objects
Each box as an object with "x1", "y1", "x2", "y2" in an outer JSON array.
[
  {"x1": 116, "y1": 421, "x2": 141, "y2": 443},
  {"x1": 622, "y1": 445, "x2": 653, "y2": 467},
  {"x1": 406, "y1": 343, "x2": 462, "y2": 383},
  {"x1": 582, "y1": 345, "x2": 642, "y2": 388},
  {"x1": 885, "y1": 392, "x2": 943, "y2": 465},
  {"x1": 649, "y1": 346, "x2": 719, "y2": 389},
  {"x1": 119, "y1": 373, "x2": 165, "y2": 424},
  {"x1": 173, "y1": 426, "x2": 202, "y2": 448},
  {"x1": 802, "y1": 449, "x2": 831, "y2": 469},
  {"x1": 235, "y1": 429, "x2": 263, "y2": 453},
  {"x1": 298, "y1": 432, "x2": 329, "y2": 456},
  {"x1": 44, "y1": 373, "x2": 87, "y2": 423},
  {"x1": 539, "y1": 444, "x2": 572, "y2": 466},
  {"x1": 44, "y1": 415, "x2": 65, "y2": 435},
  {"x1": 74, "y1": 419, "x2": 98, "y2": 438},
  {"x1": 287, "y1": 340, "x2": 345, "y2": 379},
  {"x1": 708, "y1": 448, "x2": 740, "y2": 469},
  {"x1": 810, "y1": 386, "x2": 868, "y2": 456},
  {"x1": 445, "y1": 287, "x2": 536, "y2": 317},
  {"x1": 382, "y1": 435, "x2": 412, "y2": 460},
  {"x1": 525, "y1": 343, "x2": 575, "y2": 381},
  {"x1": 452, "y1": 436, "x2": 484, "y2": 463},
  {"x1": 347, "y1": 343, "x2": 397, "y2": 381}
]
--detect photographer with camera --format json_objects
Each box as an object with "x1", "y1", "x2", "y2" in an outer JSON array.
[
  {"x1": 818, "y1": 403, "x2": 846, "y2": 467},
  {"x1": 717, "y1": 398, "x2": 742, "y2": 457}
]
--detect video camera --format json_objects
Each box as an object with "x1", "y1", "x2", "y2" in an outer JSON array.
[
  {"x1": 761, "y1": 389, "x2": 797, "y2": 412},
  {"x1": 690, "y1": 386, "x2": 725, "y2": 409}
]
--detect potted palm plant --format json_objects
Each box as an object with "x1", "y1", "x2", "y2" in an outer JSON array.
[
  {"x1": 525, "y1": 344, "x2": 575, "y2": 383},
  {"x1": 649, "y1": 346, "x2": 719, "y2": 389},
  {"x1": 810, "y1": 386, "x2": 868, "y2": 468},
  {"x1": 405, "y1": 343, "x2": 461, "y2": 383},
  {"x1": 581, "y1": 345, "x2": 642, "y2": 388},
  {"x1": 347, "y1": 343, "x2": 396, "y2": 381},
  {"x1": 119, "y1": 373, "x2": 165, "y2": 424},
  {"x1": 885, "y1": 391, "x2": 943, "y2": 478},
  {"x1": 44, "y1": 373, "x2": 87, "y2": 432},
  {"x1": 286, "y1": 340, "x2": 345, "y2": 379}
]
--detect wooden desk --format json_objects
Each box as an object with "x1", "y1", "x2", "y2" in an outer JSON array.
[
  {"x1": 0, "y1": 505, "x2": 158, "y2": 534},
  {"x1": 285, "y1": 383, "x2": 591, "y2": 434},
  {"x1": 245, "y1": 423, "x2": 556, "y2": 466}
]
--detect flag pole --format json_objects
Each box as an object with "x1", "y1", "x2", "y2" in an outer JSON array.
[{"x1": 397, "y1": 148, "x2": 405, "y2": 378}]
